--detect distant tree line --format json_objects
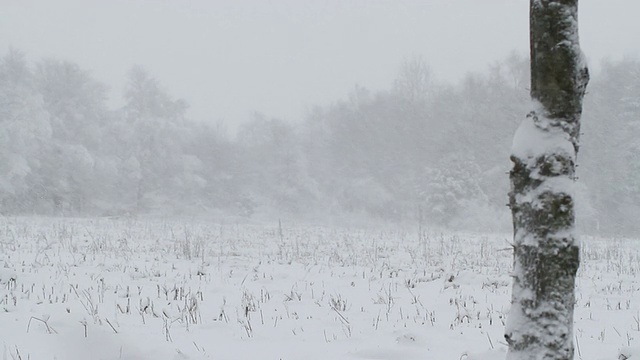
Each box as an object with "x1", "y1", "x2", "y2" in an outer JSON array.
[{"x1": 0, "y1": 50, "x2": 636, "y2": 235}]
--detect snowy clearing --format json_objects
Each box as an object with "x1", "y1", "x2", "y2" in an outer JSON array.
[{"x1": 0, "y1": 217, "x2": 636, "y2": 359}]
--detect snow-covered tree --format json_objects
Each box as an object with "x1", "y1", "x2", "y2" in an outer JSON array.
[
  {"x1": 121, "y1": 66, "x2": 188, "y2": 210},
  {"x1": 418, "y1": 155, "x2": 487, "y2": 226},
  {"x1": 34, "y1": 59, "x2": 108, "y2": 212},
  {"x1": 579, "y1": 60, "x2": 640, "y2": 234},
  {"x1": 504, "y1": 1, "x2": 589, "y2": 359},
  {"x1": 393, "y1": 55, "x2": 432, "y2": 106},
  {"x1": 0, "y1": 50, "x2": 52, "y2": 212}
]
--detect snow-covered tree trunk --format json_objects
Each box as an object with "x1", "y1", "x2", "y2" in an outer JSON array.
[{"x1": 504, "y1": 1, "x2": 589, "y2": 360}]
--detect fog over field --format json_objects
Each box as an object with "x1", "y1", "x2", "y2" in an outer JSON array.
[
  {"x1": 2, "y1": 0, "x2": 640, "y2": 234},
  {"x1": 0, "y1": 1, "x2": 639, "y2": 234}
]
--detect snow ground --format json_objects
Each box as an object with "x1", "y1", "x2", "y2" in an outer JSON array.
[{"x1": 0, "y1": 217, "x2": 637, "y2": 360}]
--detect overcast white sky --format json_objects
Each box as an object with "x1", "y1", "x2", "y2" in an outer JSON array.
[{"x1": 1, "y1": 0, "x2": 639, "y2": 130}]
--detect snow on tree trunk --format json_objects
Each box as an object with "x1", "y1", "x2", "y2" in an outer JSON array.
[{"x1": 504, "y1": 1, "x2": 589, "y2": 360}]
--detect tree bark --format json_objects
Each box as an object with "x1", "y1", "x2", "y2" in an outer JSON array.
[{"x1": 505, "y1": 1, "x2": 589, "y2": 360}]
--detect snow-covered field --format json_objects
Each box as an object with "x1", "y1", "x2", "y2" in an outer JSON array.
[{"x1": 0, "y1": 217, "x2": 637, "y2": 360}]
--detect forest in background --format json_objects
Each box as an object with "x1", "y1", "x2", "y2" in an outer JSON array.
[{"x1": 0, "y1": 49, "x2": 637, "y2": 235}]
